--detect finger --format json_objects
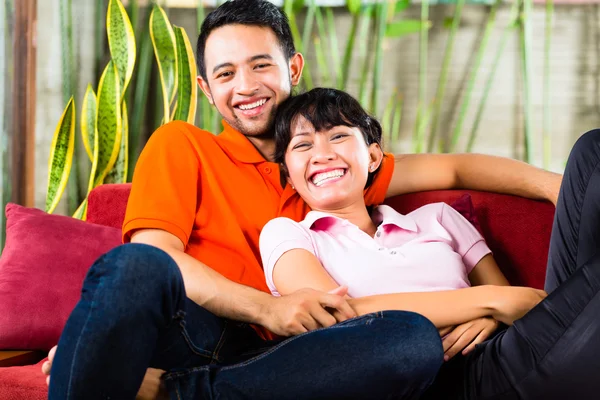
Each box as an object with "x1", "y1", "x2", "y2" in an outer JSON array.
[
  {"x1": 320, "y1": 295, "x2": 356, "y2": 319},
  {"x1": 462, "y1": 327, "x2": 494, "y2": 355},
  {"x1": 331, "y1": 309, "x2": 348, "y2": 324},
  {"x1": 327, "y1": 285, "x2": 348, "y2": 297},
  {"x1": 46, "y1": 375, "x2": 50, "y2": 386},
  {"x1": 310, "y1": 305, "x2": 338, "y2": 328},
  {"x1": 442, "y1": 323, "x2": 470, "y2": 352},
  {"x1": 48, "y1": 345, "x2": 57, "y2": 362},
  {"x1": 445, "y1": 327, "x2": 478, "y2": 360},
  {"x1": 438, "y1": 326, "x2": 455, "y2": 337},
  {"x1": 298, "y1": 314, "x2": 320, "y2": 332},
  {"x1": 41, "y1": 360, "x2": 51, "y2": 375}
]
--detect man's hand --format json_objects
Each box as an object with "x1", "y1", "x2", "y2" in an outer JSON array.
[
  {"x1": 441, "y1": 317, "x2": 499, "y2": 361},
  {"x1": 42, "y1": 345, "x2": 168, "y2": 400},
  {"x1": 259, "y1": 286, "x2": 356, "y2": 336}
]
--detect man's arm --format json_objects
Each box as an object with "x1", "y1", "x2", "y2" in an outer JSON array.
[
  {"x1": 387, "y1": 153, "x2": 562, "y2": 204},
  {"x1": 130, "y1": 229, "x2": 356, "y2": 336}
]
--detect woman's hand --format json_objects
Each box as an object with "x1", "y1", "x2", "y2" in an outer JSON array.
[
  {"x1": 441, "y1": 317, "x2": 499, "y2": 361},
  {"x1": 490, "y1": 286, "x2": 547, "y2": 325}
]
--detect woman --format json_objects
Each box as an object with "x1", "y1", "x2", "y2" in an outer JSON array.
[{"x1": 260, "y1": 87, "x2": 600, "y2": 399}]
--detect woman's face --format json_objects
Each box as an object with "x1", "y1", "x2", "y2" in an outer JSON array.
[{"x1": 284, "y1": 116, "x2": 383, "y2": 211}]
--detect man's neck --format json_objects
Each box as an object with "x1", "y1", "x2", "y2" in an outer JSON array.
[{"x1": 246, "y1": 135, "x2": 276, "y2": 162}]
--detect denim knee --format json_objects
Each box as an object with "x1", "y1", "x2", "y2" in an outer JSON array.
[
  {"x1": 379, "y1": 311, "x2": 443, "y2": 382},
  {"x1": 84, "y1": 243, "x2": 184, "y2": 306}
]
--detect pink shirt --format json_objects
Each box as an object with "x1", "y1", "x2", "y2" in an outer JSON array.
[{"x1": 259, "y1": 203, "x2": 491, "y2": 298}]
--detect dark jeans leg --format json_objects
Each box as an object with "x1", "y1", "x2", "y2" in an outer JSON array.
[
  {"x1": 166, "y1": 310, "x2": 444, "y2": 400},
  {"x1": 48, "y1": 243, "x2": 258, "y2": 400},
  {"x1": 424, "y1": 130, "x2": 600, "y2": 400},
  {"x1": 546, "y1": 129, "x2": 600, "y2": 292}
]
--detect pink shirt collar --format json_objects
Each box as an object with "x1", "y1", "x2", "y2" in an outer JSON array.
[{"x1": 300, "y1": 205, "x2": 418, "y2": 233}]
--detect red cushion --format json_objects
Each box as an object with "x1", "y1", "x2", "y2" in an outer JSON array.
[
  {"x1": 385, "y1": 190, "x2": 555, "y2": 289},
  {"x1": 87, "y1": 183, "x2": 132, "y2": 229},
  {"x1": 0, "y1": 204, "x2": 122, "y2": 350},
  {"x1": 0, "y1": 359, "x2": 47, "y2": 400}
]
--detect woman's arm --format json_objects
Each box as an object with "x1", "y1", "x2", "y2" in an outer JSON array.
[
  {"x1": 468, "y1": 254, "x2": 510, "y2": 287},
  {"x1": 272, "y1": 248, "x2": 543, "y2": 328}
]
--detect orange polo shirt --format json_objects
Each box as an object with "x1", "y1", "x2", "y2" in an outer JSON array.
[{"x1": 122, "y1": 120, "x2": 394, "y2": 335}]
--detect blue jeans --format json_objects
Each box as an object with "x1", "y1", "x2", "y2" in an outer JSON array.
[{"x1": 49, "y1": 243, "x2": 443, "y2": 399}]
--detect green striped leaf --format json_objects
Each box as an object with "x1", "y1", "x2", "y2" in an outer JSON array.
[
  {"x1": 46, "y1": 97, "x2": 75, "y2": 213},
  {"x1": 150, "y1": 5, "x2": 177, "y2": 123},
  {"x1": 173, "y1": 26, "x2": 197, "y2": 124},
  {"x1": 107, "y1": 0, "x2": 136, "y2": 98},
  {"x1": 81, "y1": 84, "x2": 97, "y2": 161},
  {"x1": 347, "y1": 0, "x2": 361, "y2": 15},
  {"x1": 72, "y1": 198, "x2": 88, "y2": 220},
  {"x1": 105, "y1": 100, "x2": 129, "y2": 184},
  {"x1": 88, "y1": 60, "x2": 122, "y2": 193}
]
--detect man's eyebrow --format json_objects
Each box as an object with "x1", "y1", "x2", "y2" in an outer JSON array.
[
  {"x1": 212, "y1": 54, "x2": 274, "y2": 75},
  {"x1": 212, "y1": 62, "x2": 233, "y2": 75},
  {"x1": 249, "y1": 54, "x2": 273, "y2": 63}
]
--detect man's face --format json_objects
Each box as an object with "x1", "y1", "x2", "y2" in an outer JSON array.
[{"x1": 198, "y1": 24, "x2": 304, "y2": 137}]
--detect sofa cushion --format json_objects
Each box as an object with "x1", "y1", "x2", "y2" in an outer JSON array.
[
  {"x1": 0, "y1": 204, "x2": 122, "y2": 350},
  {"x1": 87, "y1": 183, "x2": 132, "y2": 229},
  {"x1": 384, "y1": 190, "x2": 555, "y2": 289},
  {"x1": 0, "y1": 359, "x2": 47, "y2": 400}
]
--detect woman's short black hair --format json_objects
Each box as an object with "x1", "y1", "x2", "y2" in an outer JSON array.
[
  {"x1": 274, "y1": 88, "x2": 383, "y2": 187},
  {"x1": 196, "y1": 0, "x2": 296, "y2": 81}
]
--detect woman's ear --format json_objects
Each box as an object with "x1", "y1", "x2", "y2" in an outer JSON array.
[{"x1": 368, "y1": 143, "x2": 384, "y2": 172}]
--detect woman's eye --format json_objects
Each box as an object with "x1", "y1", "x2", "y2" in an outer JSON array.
[
  {"x1": 293, "y1": 142, "x2": 310, "y2": 150},
  {"x1": 332, "y1": 133, "x2": 349, "y2": 140}
]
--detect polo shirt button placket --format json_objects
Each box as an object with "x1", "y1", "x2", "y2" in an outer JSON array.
[{"x1": 264, "y1": 166, "x2": 272, "y2": 174}]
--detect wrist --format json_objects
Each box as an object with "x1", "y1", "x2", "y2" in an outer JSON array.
[
  {"x1": 475, "y1": 285, "x2": 500, "y2": 317},
  {"x1": 253, "y1": 291, "x2": 276, "y2": 326}
]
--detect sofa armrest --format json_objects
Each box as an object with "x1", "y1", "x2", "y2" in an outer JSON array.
[{"x1": 0, "y1": 350, "x2": 45, "y2": 367}]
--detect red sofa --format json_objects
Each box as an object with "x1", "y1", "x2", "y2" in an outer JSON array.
[{"x1": 0, "y1": 183, "x2": 555, "y2": 399}]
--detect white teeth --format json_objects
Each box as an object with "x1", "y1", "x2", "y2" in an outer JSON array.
[
  {"x1": 312, "y1": 169, "x2": 345, "y2": 187},
  {"x1": 238, "y1": 98, "x2": 267, "y2": 110}
]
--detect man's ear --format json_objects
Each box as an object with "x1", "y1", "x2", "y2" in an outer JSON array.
[
  {"x1": 197, "y1": 76, "x2": 213, "y2": 104},
  {"x1": 289, "y1": 53, "x2": 305, "y2": 87},
  {"x1": 368, "y1": 143, "x2": 385, "y2": 171}
]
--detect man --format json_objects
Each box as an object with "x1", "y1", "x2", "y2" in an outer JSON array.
[{"x1": 44, "y1": 1, "x2": 561, "y2": 399}]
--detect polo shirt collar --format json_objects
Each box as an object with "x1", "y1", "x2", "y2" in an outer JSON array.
[
  {"x1": 301, "y1": 205, "x2": 417, "y2": 233},
  {"x1": 301, "y1": 211, "x2": 345, "y2": 230},
  {"x1": 372, "y1": 205, "x2": 418, "y2": 232},
  {"x1": 218, "y1": 120, "x2": 270, "y2": 164}
]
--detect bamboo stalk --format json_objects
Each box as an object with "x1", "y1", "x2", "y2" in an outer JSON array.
[
  {"x1": 466, "y1": 1, "x2": 518, "y2": 153},
  {"x1": 520, "y1": 0, "x2": 533, "y2": 163},
  {"x1": 428, "y1": 0, "x2": 465, "y2": 153},
  {"x1": 413, "y1": 0, "x2": 429, "y2": 152},
  {"x1": 325, "y1": 7, "x2": 342, "y2": 88},
  {"x1": 449, "y1": 0, "x2": 500, "y2": 153},
  {"x1": 314, "y1": 6, "x2": 331, "y2": 86},
  {"x1": 543, "y1": 0, "x2": 553, "y2": 169},
  {"x1": 358, "y1": 6, "x2": 374, "y2": 108},
  {"x1": 371, "y1": 1, "x2": 388, "y2": 117},
  {"x1": 341, "y1": 12, "x2": 359, "y2": 91}
]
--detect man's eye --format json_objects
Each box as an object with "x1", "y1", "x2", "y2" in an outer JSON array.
[
  {"x1": 217, "y1": 71, "x2": 233, "y2": 79},
  {"x1": 255, "y1": 64, "x2": 270, "y2": 69}
]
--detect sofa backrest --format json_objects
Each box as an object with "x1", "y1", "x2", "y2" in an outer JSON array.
[{"x1": 87, "y1": 184, "x2": 555, "y2": 289}]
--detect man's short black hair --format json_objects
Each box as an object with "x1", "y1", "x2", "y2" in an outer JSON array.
[
  {"x1": 274, "y1": 88, "x2": 383, "y2": 188},
  {"x1": 196, "y1": 0, "x2": 296, "y2": 81}
]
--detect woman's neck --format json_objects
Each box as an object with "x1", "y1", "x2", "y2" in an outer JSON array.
[{"x1": 313, "y1": 201, "x2": 378, "y2": 237}]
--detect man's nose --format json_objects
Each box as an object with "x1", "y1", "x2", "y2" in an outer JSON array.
[{"x1": 235, "y1": 69, "x2": 259, "y2": 95}]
